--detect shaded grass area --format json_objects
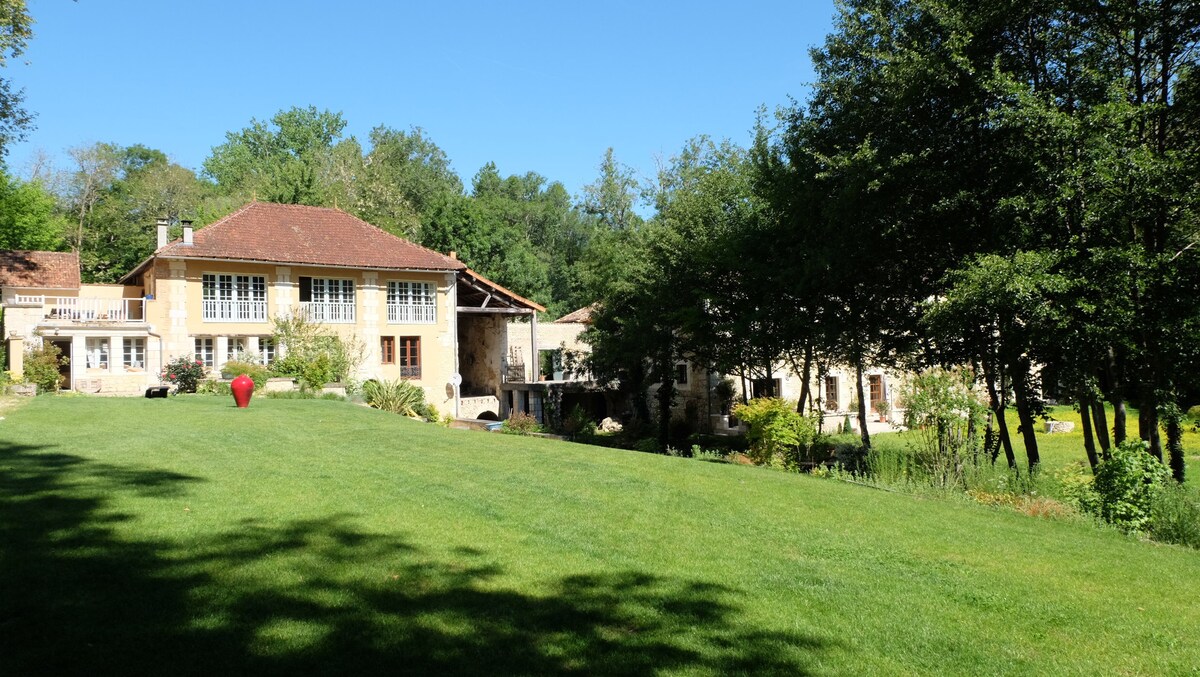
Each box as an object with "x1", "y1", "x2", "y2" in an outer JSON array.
[{"x1": 2, "y1": 396, "x2": 1199, "y2": 675}]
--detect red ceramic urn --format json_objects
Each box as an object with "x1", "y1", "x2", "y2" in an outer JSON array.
[{"x1": 231, "y1": 374, "x2": 254, "y2": 408}]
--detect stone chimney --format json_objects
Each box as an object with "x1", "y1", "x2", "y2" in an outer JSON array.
[
  {"x1": 182, "y1": 220, "x2": 194, "y2": 246},
  {"x1": 156, "y1": 218, "x2": 169, "y2": 249},
  {"x1": 449, "y1": 251, "x2": 457, "y2": 260}
]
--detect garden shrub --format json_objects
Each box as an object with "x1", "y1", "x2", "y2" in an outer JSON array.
[
  {"x1": 1149, "y1": 483, "x2": 1200, "y2": 549},
  {"x1": 198, "y1": 379, "x2": 232, "y2": 396},
  {"x1": 299, "y1": 353, "x2": 335, "y2": 392},
  {"x1": 561, "y1": 404, "x2": 596, "y2": 437},
  {"x1": 24, "y1": 343, "x2": 65, "y2": 394},
  {"x1": 1088, "y1": 440, "x2": 1170, "y2": 533},
  {"x1": 222, "y1": 359, "x2": 270, "y2": 391},
  {"x1": 270, "y1": 313, "x2": 365, "y2": 388},
  {"x1": 732, "y1": 397, "x2": 816, "y2": 465},
  {"x1": 363, "y1": 379, "x2": 428, "y2": 418},
  {"x1": 161, "y1": 356, "x2": 206, "y2": 393},
  {"x1": 502, "y1": 411, "x2": 541, "y2": 435},
  {"x1": 900, "y1": 368, "x2": 987, "y2": 489}
]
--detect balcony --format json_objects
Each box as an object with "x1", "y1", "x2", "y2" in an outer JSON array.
[
  {"x1": 21, "y1": 295, "x2": 145, "y2": 323},
  {"x1": 387, "y1": 303, "x2": 436, "y2": 324},
  {"x1": 300, "y1": 301, "x2": 356, "y2": 324},
  {"x1": 203, "y1": 299, "x2": 268, "y2": 323}
]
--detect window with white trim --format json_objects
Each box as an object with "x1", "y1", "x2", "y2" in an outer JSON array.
[
  {"x1": 226, "y1": 337, "x2": 247, "y2": 362},
  {"x1": 386, "y1": 281, "x2": 436, "y2": 324},
  {"x1": 194, "y1": 337, "x2": 214, "y2": 368},
  {"x1": 202, "y1": 274, "x2": 267, "y2": 322},
  {"x1": 123, "y1": 338, "x2": 145, "y2": 369},
  {"x1": 259, "y1": 336, "x2": 276, "y2": 366},
  {"x1": 298, "y1": 277, "x2": 356, "y2": 322},
  {"x1": 85, "y1": 337, "x2": 109, "y2": 369}
]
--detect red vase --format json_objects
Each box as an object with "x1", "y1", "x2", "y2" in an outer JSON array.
[{"x1": 231, "y1": 374, "x2": 254, "y2": 408}]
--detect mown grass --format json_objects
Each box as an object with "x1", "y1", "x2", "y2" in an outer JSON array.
[{"x1": 2, "y1": 395, "x2": 1199, "y2": 675}]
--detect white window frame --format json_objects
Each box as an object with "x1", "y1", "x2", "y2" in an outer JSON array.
[
  {"x1": 85, "y1": 337, "x2": 109, "y2": 369},
  {"x1": 301, "y1": 277, "x2": 356, "y2": 323},
  {"x1": 194, "y1": 337, "x2": 215, "y2": 369},
  {"x1": 386, "y1": 280, "x2": 437, "y2": 324},
  {"x1": 123, "y1": 337, "x2": 146, "y2": 369},
  {"x1": 202, "y1": 273, "x2": 267, "y2": 322}
]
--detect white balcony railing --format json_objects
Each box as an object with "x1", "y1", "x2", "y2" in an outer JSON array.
[
  {"x1": 203, "y1": 299, "x2": 268, "y2": 322},
  {"x1": 387, "y1": 303, "x2": 436, "y2": 324},
  {"x1": 301, "y1": 301, "x2": 356, "y2": 324},
  {"x1": 35, "y1": 296, "x2": 145, "y2": 323}
]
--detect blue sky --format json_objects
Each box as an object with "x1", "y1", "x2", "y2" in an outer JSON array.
[{"x1": 8, "y1": 1, "x2": 836, "y2": 200}]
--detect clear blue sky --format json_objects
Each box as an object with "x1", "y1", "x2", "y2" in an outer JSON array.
[{"x1": 8, "y1": 0, "x2": 836, "y2": 200}]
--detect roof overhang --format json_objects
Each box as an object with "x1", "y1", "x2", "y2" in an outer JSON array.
[{"x1": 456, "y1": 268, "x2": 545, "y2": 314}]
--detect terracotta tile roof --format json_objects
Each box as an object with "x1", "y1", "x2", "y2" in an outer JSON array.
[
  {"x1": 0, "y1": 250, "x2": 81, "y2": 289},
  {"x1": 155, "y1": 202, "x2": 465, "y2": 271},
  {"x1": 553, "y1": 304, "x2": 595, "y2": 324}
]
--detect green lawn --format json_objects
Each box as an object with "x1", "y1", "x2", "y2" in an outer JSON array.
[{"x1": 2, "y1": 396, "x2": 1198, "y2": 675}]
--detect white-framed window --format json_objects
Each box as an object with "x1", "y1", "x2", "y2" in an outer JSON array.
[
  {"x1": 259, "y1": 336, "x2": 276, "y2": 365},
  {"x1": 674, "y1": 361, "x2": 689, "y2": 385},
  {"x1": 226, "y1": 337, "x2": 247, "y2": 362},
  {"x1": 299, "y1": 276, "x2": 355, "y2": 323},
  {"x1": 386, "y1": 280, "x2": 436, "y2": 324},
  {"x1": 202, "y1": 274, "x2": 267, "y2": 322},
  {"x1": 85, "y1": 337, "x2": 109, "y2": 369},
  {"x1": 123, "y1": 338, "x2": 145, "y2": 369},
  {"x1": 194, "y1": 337, "x2": 214, "y2": 368}
]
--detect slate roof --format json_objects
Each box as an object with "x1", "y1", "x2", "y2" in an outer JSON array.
[
  {"x1": 553, "y1": 304, "x2": 595, "y2": 324},
  {"x1": 139, "y1": 202, "x2": 465, "y2": 274},
  {"x1": 0, "y1": 250, "x2": 81, "y2": 289}
]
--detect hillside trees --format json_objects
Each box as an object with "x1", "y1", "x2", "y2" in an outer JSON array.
[{"x1": 0, "y1": 0, "x2": 33, "y2": 157}]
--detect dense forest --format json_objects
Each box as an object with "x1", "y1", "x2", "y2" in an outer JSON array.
[{"x1": 2, "y1": 1, "x2": 1199, "y2": 481}]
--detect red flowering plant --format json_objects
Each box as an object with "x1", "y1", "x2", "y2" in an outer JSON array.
[{"x1": 161, "y1": 355, "x2": 206, "y2": 394}]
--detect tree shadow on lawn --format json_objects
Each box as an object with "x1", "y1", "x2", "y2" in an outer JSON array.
[{"x1": 0, "y1": 442, "x2": 830, "y2": 676}]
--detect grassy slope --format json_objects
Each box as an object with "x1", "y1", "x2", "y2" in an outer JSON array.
[{"x1": 2, "y1": 396, "x2": 1198, "y2": 676}]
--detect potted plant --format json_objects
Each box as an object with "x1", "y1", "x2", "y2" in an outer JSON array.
[{"x1": 874, "y1": 399, "x2": 891, "y2": 422}]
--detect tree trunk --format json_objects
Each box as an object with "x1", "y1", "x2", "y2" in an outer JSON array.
[
  {"x1": 984, "y1": 360, "x2": 1017, "y2": 469},
  {"x1": 1138, "y1": 383, "x2": 1163, "y2": 461},
  {"x1": 796, "y1": 343, "x2": 813, "y2": 414},
  {"x1": 655, "y1": 354, "x2": 675, "y2": 453},
  {"x1": 1010, "y1": 359, "x2": 1041, "y2": 471},
  {"x1": 855, "y1": 357, "x2": 871, "y2": 450},
  {"x1": 1105, "y1": 347, "x2": 1127, "y2": 445},
  {"x1": 1163, "y1": 401, "x2": 1186, "y2": 483},
  {"x1": 1089, "y1": 392, "x2": 1111, "y2": 456},
  {"x1": 1078, "y1": 394, "x2": 1099, "y2": 472}
]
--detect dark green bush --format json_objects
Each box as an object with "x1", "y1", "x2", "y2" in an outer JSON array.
[
  {"x1": 1089, "y1": 441, "x2": 1170, "y2": 533},
  {"x1": 1150, "y1": 483, "x2": 1200, "y2": 549}
]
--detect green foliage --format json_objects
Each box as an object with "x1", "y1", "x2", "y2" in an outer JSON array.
[
  {"x1": 362, "y1": 379, "x2": 428, "y2": 419},
  {"x1": 299, "y1": 353, "x2": 334, "y2": 392},
  {"x1": 270, "y1": 313, "x2": 364, "y2": 390},
  {"x1": 197, "y1": 379, "x2": 232, "y2": 396},
  {"x1": 161, "y1": 355, "x2": 205, "y2": 394},
  {"x1": 1149, "y1": 483, "x2": 1200, "y2": 549},
  {"x1": 22, "y1": 342, "x2": 64, "y2": 394},
  {"x1": 732, "y1": 398, "x2": 817, "y2": 466},
  {"x1": 561, "y1": 404, "x2": 596, "y2": 437},
  {"x1": 501, "y1": 411, "x2": 541, "y2": 436},
  {"x1": 900, "y1": 368, "x2": 988, "y2": 488},
  {"x1": 203, "y1": 105, "x2": 348, "y2": 205},
  {"x1": 1088, "y1": 441, "x2": 1170, "y2": 533},
  {"x1": 221, "y1": 359, "x2": 270, "y2": 391},
  {"x1": 0, "y1": 172, "x2": 66, "y2": 249},
  {"x1": 0, "y1": 0, "x2": 33, "y2": 155}
]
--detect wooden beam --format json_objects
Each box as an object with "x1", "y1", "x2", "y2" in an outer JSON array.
[{"x1": 456, "y1": 307, "x2": 534, "y2": 315}]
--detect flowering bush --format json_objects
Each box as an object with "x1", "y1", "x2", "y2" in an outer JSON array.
[{"x1": 162, "y1": 356, "x2": 206, "y2": 393}]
